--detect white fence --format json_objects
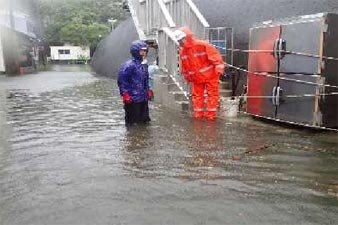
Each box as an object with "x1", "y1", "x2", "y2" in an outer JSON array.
[
  {"x1": 164, "y1": 0, "x2": 209, "y2": 39},
  {"x1": 158, "y1": 28, "x2": 190, "y2": 96},
  {"x1": 129, "y1": 0, "x2": 175, "y2": 38}
]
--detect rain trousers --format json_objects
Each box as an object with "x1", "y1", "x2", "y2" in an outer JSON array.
[{"x1": 178, "y1": 27, "x2": 225, "y2": 120}]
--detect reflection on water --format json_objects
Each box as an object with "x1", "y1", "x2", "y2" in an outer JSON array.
[
  {"x1": 0, "y1": 67, "x2": 337, "y2": 225},
  {"x1": 51, "y1": 64, "x2": 92, "y2": 72}
]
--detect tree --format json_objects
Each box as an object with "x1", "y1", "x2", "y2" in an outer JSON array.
[{"x1": 37, "y1": 0, "x2": 126, "y2": 54}]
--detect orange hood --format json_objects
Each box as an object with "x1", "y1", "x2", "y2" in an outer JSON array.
[{"x1": 179, "y1": 27, "x2": 195, "y2": 48}]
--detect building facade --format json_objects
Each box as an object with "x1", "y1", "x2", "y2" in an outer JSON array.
[
  {"x1": 50, "y1": 46, "x2": 90, "y2": 64},
  {"x1": 0, "y1": 0, "x2": 42, "y2": 74}
]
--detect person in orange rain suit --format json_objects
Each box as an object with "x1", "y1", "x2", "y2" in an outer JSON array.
[{"x1": 174, "y1": 27, "x2": 225, "y2": 120}]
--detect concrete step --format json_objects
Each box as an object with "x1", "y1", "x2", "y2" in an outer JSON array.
[
  {"x1": 171, "y1": 91, "x2": 188, "y2": 101},
  {"x1": 159, "y1": 75, "x2": 170, "y2": 83},
  {"x1": 219, "y1": 89, "x2": 233, "y2": 98},
  {"x1": 155, "y1": 72, "x2": 237, "y2": 113},
  {"x1": 167, "y1": 83, "x2": 180, "y2": 92},
  {"x1": 219, "y1": 81, "x2": 231, "y2": 89},
  {"x1": 176, "y1": 100, "x2": 190, "y2": 111}
]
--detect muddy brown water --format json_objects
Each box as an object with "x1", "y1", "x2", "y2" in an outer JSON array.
[{"x1": 0, "y1": 65, "x2": 337, "y2": 225}]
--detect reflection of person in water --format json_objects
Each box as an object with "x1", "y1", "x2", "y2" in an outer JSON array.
[
  {"x1": 184, "y1": 121, "x2": 221, "y2": 169},
  {"x1": 19, "y1": 49, "x2": 34, "y2": 67},
  {"x1": 122, "y1": 126, "x2": 154, "y2": 175}
]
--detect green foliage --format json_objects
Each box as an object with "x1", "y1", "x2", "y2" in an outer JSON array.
[
  {"x1": 76, "y1": 54, "x2": 90, "y2": 64},
  {"x1": 38, "y1": 0, "x2": 126, "y2": 53}
]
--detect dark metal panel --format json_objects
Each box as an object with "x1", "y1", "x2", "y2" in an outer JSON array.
[
  {"x1": 280, "y1": 20, "x2": 323, "y2": 75},
  {"x1": 277, "y1": 74, "x2": 319, "y2": 126},
  {"x1": 275, "y1": 17, "x2": 323, "y2": 126},
  {"x1": 321, "y1": 13, "x2": 338, "y2": 128},
  {"x1": 247, "y1": 26, "x2": 280, "y2": 118}
]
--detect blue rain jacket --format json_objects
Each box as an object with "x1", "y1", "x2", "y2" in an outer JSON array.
[{"x1": 118, "y1": 40, "x2": 150, "y2": 103}]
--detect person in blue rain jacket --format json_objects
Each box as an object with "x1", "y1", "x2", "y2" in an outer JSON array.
[
  {"x1": 118, "y1": 40, "x2": 154, "y2": 125},
  {"x1": 148, "y1": 60, "x2": 159, "y2": 89}
]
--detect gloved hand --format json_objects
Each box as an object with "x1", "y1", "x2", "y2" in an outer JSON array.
[
  {"x1": 148, "y1": 90, "x2": 154, "y2": 101},
  {"x1": 122, "y1": 92, "x2": 132, "y2": 104},
  {"x1": 216, "y1": 64, "x2": 225, "y2": 75}
]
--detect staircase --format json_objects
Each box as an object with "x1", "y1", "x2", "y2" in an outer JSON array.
[{"x1": 126, "y1": 0, "x2": 234, "y2": 115}]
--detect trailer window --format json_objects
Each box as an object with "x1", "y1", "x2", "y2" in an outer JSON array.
[{"x1": 58, "y1": 49, "x2": 70, "y2": 54}]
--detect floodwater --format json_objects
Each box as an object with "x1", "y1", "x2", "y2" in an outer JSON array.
[{"x1": 0, "y1": 65, "x2": 337, "y2": 225}]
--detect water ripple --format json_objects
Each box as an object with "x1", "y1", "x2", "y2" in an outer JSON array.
[{"x1": 0, "y1": 70, "x2": 337, "y2": 225}]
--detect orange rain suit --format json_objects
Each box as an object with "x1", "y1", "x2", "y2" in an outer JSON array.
[{"x1": 178, "y1": 27, "x2": 225, "y2": 120}]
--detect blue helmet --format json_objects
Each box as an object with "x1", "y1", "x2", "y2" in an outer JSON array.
[{"x1": 130, "y1": 40, "x2": 148, "y2": 60}]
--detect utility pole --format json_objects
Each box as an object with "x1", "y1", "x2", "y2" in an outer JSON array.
[
  {"x1": 107, "y1": 18, "x2": 117, "y2": 31},
  {"x1": 9, "y1": 0, "x2": 14, "y2": 29}
]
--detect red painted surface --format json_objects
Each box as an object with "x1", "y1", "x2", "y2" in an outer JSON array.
[{"x1": 247, "y1": 27, "x2": 281, "y2": 115}]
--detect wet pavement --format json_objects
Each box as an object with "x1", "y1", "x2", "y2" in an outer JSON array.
[{"x1": 0, "y1": 65, "x2": 337, "y2": 225}]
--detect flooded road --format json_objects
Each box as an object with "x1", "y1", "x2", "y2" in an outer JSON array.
[{"x1": 0, "y1": 65, "x2": 337, "y2": 225}]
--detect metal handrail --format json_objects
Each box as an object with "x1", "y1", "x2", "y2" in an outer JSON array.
[
  {"x1": 158, "y1": 27, "x2": 190, "y2": 98},
  {"x1": 156, "y1": 0, "x2": 176, "y2": 28},
  {"x1": 186, "y1": 0, "x2": 209, "y2": 27},
  {"x1": 129, "y1": 0, "x2": 175, "y2": 37},
  {"x1": 164, "y1": 0, "x2": 209, "y2": 39},
  {"x1": 127, "y1": 0, "x2": 146, "y2": 39}
]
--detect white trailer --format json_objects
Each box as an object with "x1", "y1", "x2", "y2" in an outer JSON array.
[{"x1": 50, "y1": 46, "x2": 90, "y2": 63}]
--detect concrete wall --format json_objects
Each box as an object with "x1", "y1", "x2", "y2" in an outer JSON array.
[
  {"x1": 0, "y1": 26, "x2": 20, "y2": 74},
  {"x1": 194, "y1": 0, "x2": 338, "y2": 64},
  {"x1": 0, "y1": 0, "x2": 41, "y2": 73},
  {"x1": 0, "y1": 28, "x2": 5, "y2": 72},
  {"x1": 50, "y1": 46, "x2": 90, "y2": 61},
  {"x1": 0, "y1": 0, "x2": 38, "y2": 38}
]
